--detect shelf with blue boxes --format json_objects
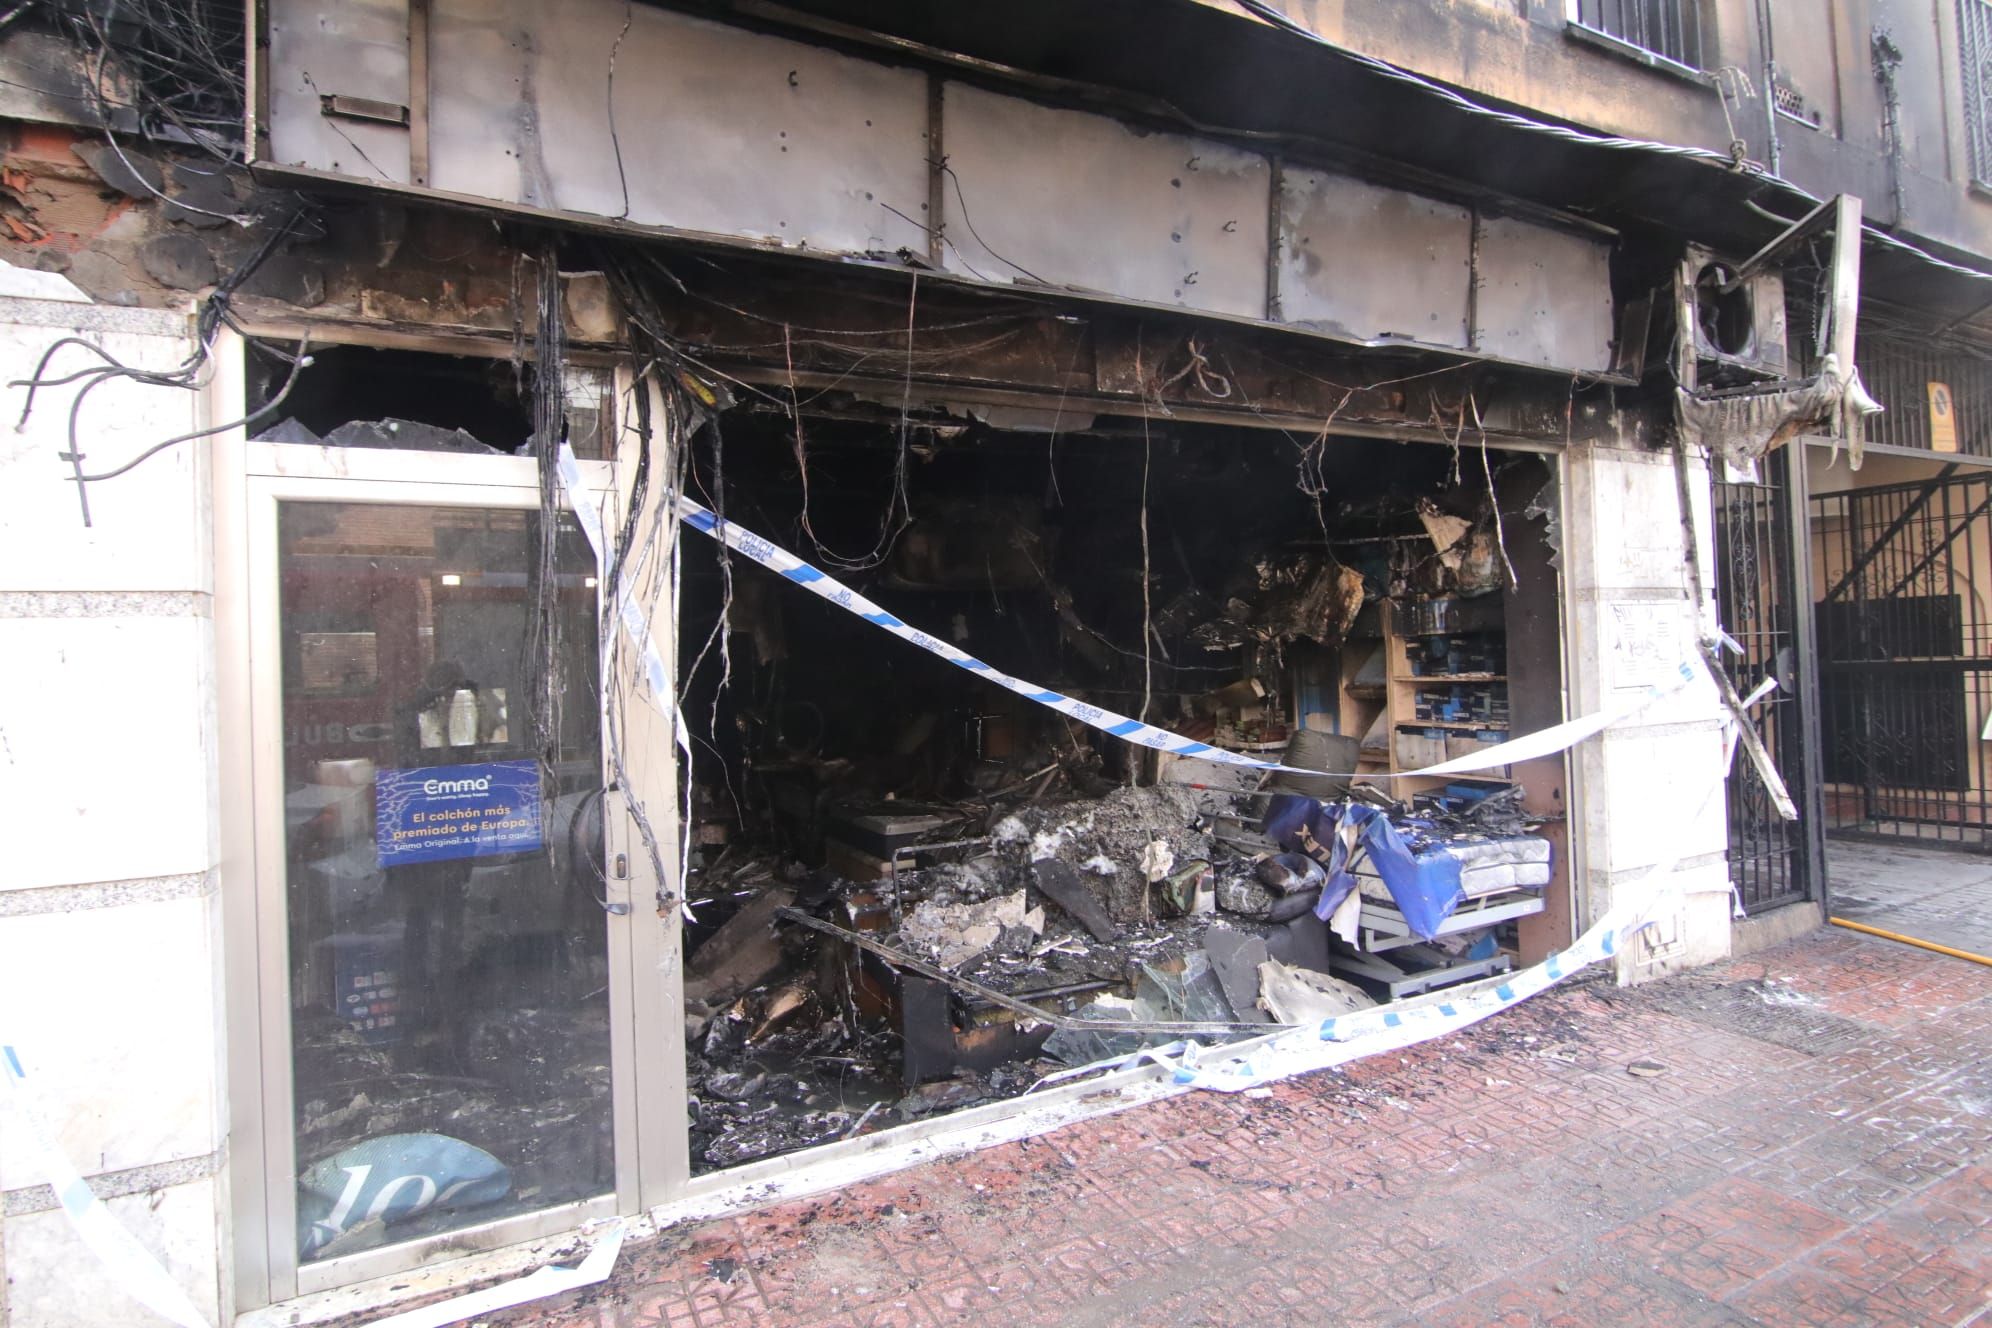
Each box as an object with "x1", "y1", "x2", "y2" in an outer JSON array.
[{"x1": 1387, "y1": 600, "x2": 1512, "y2": 790}]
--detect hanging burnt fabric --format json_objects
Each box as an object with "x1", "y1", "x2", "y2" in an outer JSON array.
[
  {"x1": 1187, "y1": 552, "x2": 1366, "y2": 651},
  {"x1": 1675, "y1": 352, "x2": 1883, "y2": 473}
]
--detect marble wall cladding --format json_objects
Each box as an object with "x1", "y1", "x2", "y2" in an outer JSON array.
[
  {"x1": 0, "y1": 891, "x2": 223, "y2": 1192},
  {"x1": 2, "y1": 1177, "x2": 224, "y2": 1326},
  {"x1": 0, "y1": 614, "x2": 218, "y2": 890}
]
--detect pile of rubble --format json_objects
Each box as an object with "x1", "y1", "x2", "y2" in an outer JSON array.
[{"x1": 677, "y1": 779, "x2": 1379, "y2": 1172}]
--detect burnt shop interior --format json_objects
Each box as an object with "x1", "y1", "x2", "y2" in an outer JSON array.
[
  {"x1": 673, "y1": 395, "x2": 1571, "y2": 1173},
  {"x1": 246, "y1": 339, "x2": 1571, "y2": 1255}
]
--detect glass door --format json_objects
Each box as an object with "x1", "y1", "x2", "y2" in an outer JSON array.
[{"x1": 240, "y1": 449, "x2": 642, "y2": 1297}]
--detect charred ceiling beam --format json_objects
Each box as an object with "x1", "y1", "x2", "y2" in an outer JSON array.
[{"x1": 626, "y1": 248, "x2": 1614, "y2": 448}]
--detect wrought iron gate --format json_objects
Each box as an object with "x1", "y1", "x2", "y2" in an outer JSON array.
[
  {"x1": 1711, "y1": 448, "x2": 1823, "y2": 911},
  {"x1": 1810, "y1": 465, "x2": 1992, "y2": 848}
]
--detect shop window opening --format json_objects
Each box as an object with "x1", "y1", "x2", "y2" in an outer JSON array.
[
  {"x1": 247, "y1": 342, "x2": 608, "y2": 459},
  {"x1": 675, "y1": 405, "x2": 1571, "y2": 1175}
]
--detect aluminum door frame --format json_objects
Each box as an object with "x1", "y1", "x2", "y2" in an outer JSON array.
[{"x1": 212, "y1": 364, "x2": 679, "y2": 1307}]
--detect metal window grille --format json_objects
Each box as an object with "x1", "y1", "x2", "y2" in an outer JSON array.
[
  {"x1": 1856, "y1": 331, "x2": 1992, "y2": 457},
  {"x1": 1712, "y1": 451, "x2": 1813, "y2": 910},
  {"x1": 1575, "y1": 0, "x2": 1704, "y2": 70},
  {"x1": 1963, "y1": 0, "x2": 1992, "y2": 187},
  {"x1": 1812, "y1": 469, "x2": 1992, "y2": 849}
]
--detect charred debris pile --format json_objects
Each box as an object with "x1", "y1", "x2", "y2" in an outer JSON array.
[{"x1": 676, "y1": 412, "x2": 1551, "y2": 1172}]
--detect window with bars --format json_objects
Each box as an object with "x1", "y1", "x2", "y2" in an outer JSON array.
[
  {"x1": 1961, "y1": 0, "x2": 1992, "y2": 188},
  {"x1": 1856, "y1": 330, "x2": 1992, "y2": 456},
  {"x1": 1572, "y1": 0, "x2": 1705, "y2": 72}
]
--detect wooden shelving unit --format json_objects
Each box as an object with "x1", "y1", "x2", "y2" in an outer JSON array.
[
  {"x1": 1381, "y1": 600, "x2": 1514, "y2": 795},
  {"x1": 1335, "y1": 605, "x2": 1391, "y2": 777},
  {"x1": 1322, "y1": 553, "x2": 1572, "y2": 970}
]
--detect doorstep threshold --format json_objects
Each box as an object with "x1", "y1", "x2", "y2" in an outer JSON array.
[{"x1": 239, "y1": 965, "x2": 1522, "y2": 1326}]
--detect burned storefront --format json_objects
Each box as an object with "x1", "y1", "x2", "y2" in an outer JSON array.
[
  {"x1": 661, "y1": 327, "x2": 1576, "y2": 1172},
  {"x1": 1, "y1": 0, "x2": 1852, "y2": 1318},
  {"x1": 224, "y1": 235, "x2": 1584, "y2": 1196}
]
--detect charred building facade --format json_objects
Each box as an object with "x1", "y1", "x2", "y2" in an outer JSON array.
[{"x1": 4, "y1": 1, "x2": 1991, "y2": 1323}]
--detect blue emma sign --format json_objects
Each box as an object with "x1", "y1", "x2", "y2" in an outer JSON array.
[{"x1": 375, "y1": 760, "x2": 542, "y2": 866}]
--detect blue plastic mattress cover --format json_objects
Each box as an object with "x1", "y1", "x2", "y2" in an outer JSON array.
[{"x1": 1263, "y1": 795, "x2": 1465, "y2": 942}]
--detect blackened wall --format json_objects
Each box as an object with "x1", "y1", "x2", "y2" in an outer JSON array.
[{"x1": 1227, "y1": 0, "x2": 1992, "y2": 267}]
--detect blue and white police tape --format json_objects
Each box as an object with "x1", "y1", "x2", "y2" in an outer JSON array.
[
  {"x1": 1, "y1": 1045, "x2": 212, "y2": 1327},
  {"x1": 1155, "y1": 724, "x2": 1743, "y2": 1093},
  {"x1": 669, "y1": 490, "x2": 1704, "y2": 778},
  {"x1": 1141, "y1": 872, "x2": 1680, "y2": 1094}
]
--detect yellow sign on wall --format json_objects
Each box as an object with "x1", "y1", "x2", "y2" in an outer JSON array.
[{"x1": 1930, "y1": 381, "x2": 1958, "y2": 453}]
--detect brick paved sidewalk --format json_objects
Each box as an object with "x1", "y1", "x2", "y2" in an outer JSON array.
[
  {"x1": 497, "y1": 930, "x2": 1990, "y2": 1328},
  {"x1": 1829, "y1": 840, "x2": 1992, "y2": 960}
]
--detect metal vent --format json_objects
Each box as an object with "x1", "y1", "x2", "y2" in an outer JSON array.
[{"x1": 1773, "y1": 76, "x2": 1822, "y2": 127}]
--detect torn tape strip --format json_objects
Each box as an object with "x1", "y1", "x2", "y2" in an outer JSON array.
[
  {"x1": 2, "y1": 1045, "x2": 212, "y2": 1328},
  {"x1": 554, "y1": 447, "x2": 612, "y2": 579},
  {"x1": 673, "y1": 492, "x2": 1701, "y2": 777},
  {"x1": 558, "y1": 448, "x2": 678, "y2": 716},
  {"x1": 557, "y1": 447, "x2": 696, "y2": 919},
  {"x1": 363, "y1": 1221, "x2": 626, "y2": 1328},
  {"x1": 1168, "y1": 739, "x2": 1738, "y2": 1093}
]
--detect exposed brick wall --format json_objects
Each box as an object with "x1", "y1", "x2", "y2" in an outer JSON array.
[{"x1": 0, "y1": 119, "x2": 556, "y2": 337}]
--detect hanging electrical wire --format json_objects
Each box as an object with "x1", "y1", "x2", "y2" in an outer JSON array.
[
  {"x1": 682, "y1": 411, "x2": 738, "y2": 722},
  {"x1": 605, "y1": 0, "x2": 635, "y2": 220},
  {"x1": 594, "y1": 245, "x2": 751, "y2": 741},
  {"x1": 11, "y1": 205, "x2": 315, "y2": 524},
  {"x1": 594, "y1": 365, "x2": 690, "y2": 915},
  {"x1": 629, "y1": 249, "x2": 929, "y2": 574},
  {"x1": 784, "y1": 268, "x2": 924, "y2": 575},
  {"x1": 45, "y1": 0, "x2": 246, "y2": 159},
  {"x1": 1137, "y1": 377, "x2": 1155, "y2": 722},
  {"x1": 71, "y1": 331, "x2": 311, "y2": 484},
  {"x1": 526, "y1": 241, "x2": 571, "y2": 827}
]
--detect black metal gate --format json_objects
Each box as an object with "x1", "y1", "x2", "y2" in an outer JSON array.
[
  {"x1": 1810, "y1": 465, "x2": 1992, "y2": 849},
  {"x1": 1711, "y1": 448, "x2": 1823, "y2": 911}
]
